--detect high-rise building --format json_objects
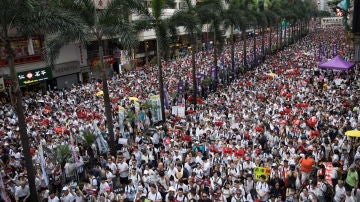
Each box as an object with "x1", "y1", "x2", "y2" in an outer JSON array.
[{"x1": 318, "y1": 0, "x2": 331, "y2": 11}]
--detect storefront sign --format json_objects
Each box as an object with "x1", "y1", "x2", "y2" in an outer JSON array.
[
  {"x1": 321, "y1": 17, "x2": 343, "y2": 28},
  {"x1": 17, "y1": 67, "x2": 52, "y2": 86},
  {"x1": 52, "y1": 61, "x2": 80, "y2": 77},
  {"x1": 0, "y1": 36, "x2": 43, "y2": 67},
  {"x1": 90, "y1": 55, "x2": 115, "y2": 67}
]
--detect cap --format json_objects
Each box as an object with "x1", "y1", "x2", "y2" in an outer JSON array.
[{"x1": 62, "y1": 186, "x2": 69, "y2": 191}]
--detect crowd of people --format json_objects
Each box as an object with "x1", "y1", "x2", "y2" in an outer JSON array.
[{"x1": 0, "y1": 25, "x2": 359, "y2": 202}]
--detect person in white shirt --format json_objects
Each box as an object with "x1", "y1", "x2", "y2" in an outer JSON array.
[
  {"x1": 299, "y1": 188, "x2": 316, "y2": 202},
  {"x1": 174, "y1": 188, "x2": 188, "y2": 202},
  {"x1": 60, "y1": 187, "x2": 75, "y2": 202},
  {"x1": 48, "y1": 192, "x2": 60, "y2": 202},
  {"x1": 344, "y1": 190, "x2": 356, "y2": 202},
  {"x1": 334, "y1": 180, "x2": 346, "y2": 202},
  {"x1": 231, "y1": 189, "x2": 253, "y2": 202},
  {"x1": 99, "y1": 178, "x2": 110, "y2": 195},
  {"x1": 15, "y1": 181, "x2": 30, "y2": 202},
  {"x1": 147, "y1": 184, "x2": 162, "y2": 202},
  {"x1": 210, "y1": 172, "x2": 223, "y2": 191},
  {"x1": 256, "y1": 175, "x2": 269, "y2": 201},
  {"x1": 117, "y1": 156, "x2": 129, "y2": 185}
]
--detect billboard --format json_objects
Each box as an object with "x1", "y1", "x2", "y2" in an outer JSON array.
[
  {"x1": 17, "y1": 67, "x2": 52, "y2": 86},
  {"x1": 321, "y1": 17, "x2": 343, "y2": 28}
]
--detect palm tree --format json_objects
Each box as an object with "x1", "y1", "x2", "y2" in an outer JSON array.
[
  {"x1": 47, "y1": 0, "x2": 141, "y2": 155},
  {"x1": 236, "y1": 0, "x2": 254, "y2": 69},
  {"x1": 249, "y1": 0, "x2": 267, "y2": 64},
  {"x1": 0, "y1": 0, "x2": 84, "y2": 200},
  {"x1": 223, "y1": 0, "x2": 247, "y2": 77},
  {"x1": 170, "y1": 0, "x2": 202, "y2": 108},
  {"x1": 135, "y1": 0, "x2": 176, "y2": 122},
  {"x1": 262, "y1": 0, "x2": 278, "y2": 55},
  {"x1": 196, "y1": 0, "x2": 225, "y2": 87}
]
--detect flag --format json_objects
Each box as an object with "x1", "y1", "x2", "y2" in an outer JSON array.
[
  {"x1": 69, "y1": 134, "x2": 79, "y2": 163},
  {"x1": 118, "y1": 106, "x2": 125, "y2": 134},
  {"x1": 0, "y1": 173, "x2": 11, "y2": 202},
  {"x1": 333, "y1": 44, "x2": 338, "y2": 57},
  {"x1": 163, "y1": 85, "x2": 169, "y2": 109},
  {"x1": 39, "y1": 143, "x2": 49, "y2": 186}
]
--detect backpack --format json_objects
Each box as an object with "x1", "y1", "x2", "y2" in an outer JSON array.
[{"x1": 323, "y1": 182, "x2": 334, "y2": 199}]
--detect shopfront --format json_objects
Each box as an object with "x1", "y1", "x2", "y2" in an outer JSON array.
[
  {"x1": 51, "y1": 61, "x2": 80, "y2": 89},
  {"x1": 17, "y1": 67, "x2": 52, "y2": 92}
]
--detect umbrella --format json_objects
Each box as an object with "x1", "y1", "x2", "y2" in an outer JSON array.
[
  {"x1": 345, "y1": 130, "x2": 360, "y2": 137},
  {"x1": 267, "y1": 73, "x2": 278, "y2": 77},
  {"x1": 95, "y1": 91, "x2": 104, "y2": 96},
  {"x1": 129, "y1": 97, "x2": 139, "y2": 102}
]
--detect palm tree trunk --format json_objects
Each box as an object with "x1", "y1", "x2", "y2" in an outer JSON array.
[
  {"x1": 213, "y1": 28, "x2": 218, "y2": 84},
  {"x1": 261, "y1": 27, "x2": 265, "y2": 57},
  {"x1": 98, "y1": 40, "x2": 116, "y2": 155},
  {"x1": 242, "y1": 30, "x2": 247, "y2": 67},
  {"x1": 156, "y1": 39, "x2": 166, "y2": 122},
  {"x1": 6, "y1": 41, "x2": 38, "y2": 201},
  {"x1": 191, "y1": 43, "x2": 197, "y2": 109},
  {"x1": 269, "y1": 26, "x2": 272, "y2": 54},
  {"x1": 253, "y1": 27, "x2": 256, "y2": 64},
  {"x1": 279, "y1": 25, "x2": 282, "y2": 48}
]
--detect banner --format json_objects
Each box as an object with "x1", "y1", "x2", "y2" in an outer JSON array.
[
  {"x1": 17, "y1": 67, "x2": 52, "y2": 86},
  {"x1": 0, "y1": 173, "x2": 10, "y2": 202},
  {"x1": 323, "y1": 162, "x2": 334, "y2": 185},
  {"x1": 118, "y1": 106, "x2": 125, "y2": 134},
  {"x1": 93, "y1": 121, "x2": 110, "y2": 154},
  {"x1": 321, "y1": 17, "x2": 343, "y2": 28},
  {"x1": 39, "y1": 143, "x2": 49, "y2": 186},
  {"x1": 355, "y1": 45, "x2": 360, "y2": 62},
  {"x1": 171, "y1": 104, "x2": 185, "y2": 118},
  {"x1": 150, "y1": 95, "x2": 162, "y2": 123},
  {"x1": 254, "y1": 167, "x2": 271, "y2": 181}
]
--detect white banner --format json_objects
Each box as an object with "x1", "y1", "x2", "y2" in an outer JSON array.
[
  {"x1": 150, "y1": 94, "x2": 162, "y2": 123},
  {"x1": 321, "y1": 17, "x2": 343, "y2": 28},
  {"x1": 0, "y1": 172, "x2": 11, "y2": 202},
  {"x1": 39, "y1": 143, "x2": 49, "y2": 186},
  {"x1": 177, "y1": 104, "x2": 185, "y2": 118},
  {"x1": 93, "y1": 121, "x2": 110, "y2": 154}
]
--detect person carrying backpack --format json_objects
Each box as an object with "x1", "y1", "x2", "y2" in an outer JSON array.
[{"x1": 318, "y1": 175, "x2": 334, "y2": 202}]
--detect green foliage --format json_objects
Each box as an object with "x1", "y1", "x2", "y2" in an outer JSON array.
[
  {"x1": 48, "y1": 145, "x2": 72, "y2": 165},
  {"x1": 141, "y1": 100, "x2": 154, "y2": 110},
  {"x1": 126, "y1": 110, "x2": 136, "y2": 122},
  {"x1": 201, "y1": 78, "x2": 213, "y2": 86},
  {"x1": 82, "y1": 130, "x2": 96, "y2": 146}
]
